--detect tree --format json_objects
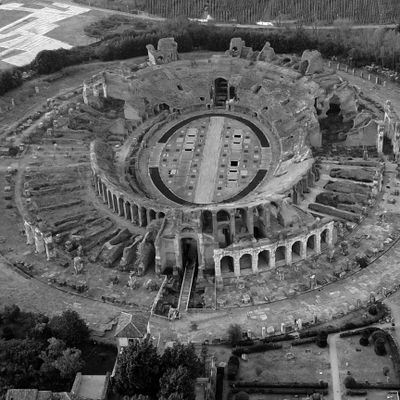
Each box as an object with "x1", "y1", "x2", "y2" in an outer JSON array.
[
  {"x1": 359, "y1": 334, "x2": 369, "y2": 346},
  {"x1": 344, "y1": 375, "x2": 356, "y2": 388},
  {"x1": 49, "y1": 310, "x2": 89, "y2": 348},
  {"x1": 316, "y1": 330, "x2": 328, "y2": 348},
  {"x1": 113, "y1": 339, "x2": 161, "y2": 397},
  {"x1": 159, "y1": 366, "x2": 195, "y2": 400},
  {"x1": 374, "y1": 338, "x2": 387, "y2": 356},
  {"x1": 53, "y1": 348, "x2": 84, "y2": 379},
  {"x1": 3, "y1": 304, "x2": 20, "y2": 323},
  {"x1": 228, "y1": 324, "x2": 242, "y2": 347},
  {"x1": 160, "y1": 342, "x2": 203, "y2": 378}
]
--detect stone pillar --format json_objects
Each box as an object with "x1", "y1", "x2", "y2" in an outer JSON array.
[
  {"x1": 24, "y1": 220, "x2": 35, "y2": 245},
  {"x1": 197, "y1": 234, "x2": 205, "y2": 281},
  {"x1": 252, "y1": 252, "x2": 258, "y2": 273},
  {"x1": 138, "y1": 207, "x2": 145, "y2": 227},
  {"x1": 233, "y1": 255, "x2": 240, "y2": 277},
  {"x1": 229, "y1": 210, "x2": 236, "y2": 243},
  {"x1": 377, "y1": 124, "x2": 384, "y2": 154},
  {"x1": 43, "y1": 234, "x2": 55, "y2": 261},
  {"x1": 328, "y1": 225, "x2": 334, "y2": 246},
  {"x1": 118, "y1": 199, "x2": 124, "y2": 217},
  {"x1": 269, "y1": 249, "x2": 276, "y2": 269},
  {"x1": 352, "y1": 68, "x2": 355, "y2": 75},
  {"x1": 336, "y1": 63, "x2": 340, "y2": 70},
  {"x1": 375, "y1": 76, "x2": 379, "y2": 85},
  {"x1": 300, "y1": 240, "x2": 307, "y2": 259},
  {"x1": 34, "y1": 228, "x2": 45, "y2": 254},
  {"x1": 82, "y1": 83, "x2": 88, "y2": 104},
  {"x1": 212, "y1": 211, "x2": 218, "y2": 241},
  {"x1": 146, "y1": 208, "x2": 152, "y2": 223},
  {"x1": 102, "y1": 82, "x2": 107, "y2": 98},
  {"x1": 154, "y1": 240, "x2": 161, "y2": 275},
  {"x1": 101, "y1": 183, "x2": 107, "y2": 204},
  {"x1": 173, "y1": 238, "x2": 181, "y2": 275},
  {"x1": 214, "y1": 255, "x2": 223, "y2": 289},
  {"x1": 315, "y1": 234, "x2": 321, "y2": 254},
  {"x1": 246, "y1": 207, "x2": 254, "y2": 235},
  {"x1": 263, "y1": 203, "x2": 270, "y2": 233},
  {"x1": 285, "y1": 246, "x2": 292, "y2": 265},
  {"x1": 368, "y1": 73, "x2": 371, "y2": 81}
]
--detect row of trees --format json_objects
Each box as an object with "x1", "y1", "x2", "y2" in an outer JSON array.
[
  {"x1": 2, "y1": 18, "x2": 400, "y2": 97},
  {"x1": 113, "y1": 340, "x2": 204, "y2": 400},
  {"x1": 0, "y1": 306, "x2": 90, "y2": 398}
]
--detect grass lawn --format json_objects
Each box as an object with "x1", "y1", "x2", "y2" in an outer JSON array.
[
  {"x1": 45, "y1": 10, "x2": 105, "y2": 46},
  {"x1": 0, "y1": 9, "x2": 30, "y2": 28},
  {"x1": 337, "y1": 335, "x2": 398, "y2": 385},
  {"x1": 211, "y1": 342, "x2": 331, "y2": 383}
]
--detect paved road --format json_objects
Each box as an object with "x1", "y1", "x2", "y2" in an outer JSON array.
[{"x1": 328, "y1": 333, "x2": 342, "y2": 400}]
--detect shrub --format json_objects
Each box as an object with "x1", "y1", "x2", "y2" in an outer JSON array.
[
  {"x1": 227, "y1": 355, "x2": 240, "y2": 380},
  {"x1": 359, "y1": 335, "x2": 369, "y2": 346},
  {"x1": 368, "y1": 304, "x2": 378, "y2": 315},
  {"x1": 344, "y1": 375, "x2": 357, "y2": 388},
  {"x1": 1, "y1": 326, "x2": 14, "y2": 340},
  {"x1": 374, "y1": 338, "x2": 387, "y2": 356},
  {"x1": 316, "y1": 331, "x2": 328, "y2": 348},
  {"x1": 228, "y1": 324, "x2": 242, "y2": 347},
  {"x1": 232, "y1": 342, "x2": 282, "y2": 356}
]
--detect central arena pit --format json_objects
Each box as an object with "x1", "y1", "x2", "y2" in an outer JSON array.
[{"x1": 150, "y1": 113, "x2": 272, "y2": 205}]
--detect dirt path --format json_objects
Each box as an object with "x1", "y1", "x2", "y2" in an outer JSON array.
[{"x1": 328, "y1": 333, "x2": 342, "y2": 400}]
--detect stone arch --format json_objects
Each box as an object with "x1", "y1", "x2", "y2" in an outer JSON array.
[
  {"x1": 258, "y1": 250, "x2": 269, "y2": 269},
  {"x1": 125, "y1": 201, "x2": 132, "y2": 220},
  {"x1": 292, "y1": 241, "x2": 302, "y2": 261},
  {"x1": 201, "y1": 210, "x2": 213, "y2": 234},
  {"x1": 239, "y1": 254, "x2": 252, "y2": 271},
  {"x1": 217, "y1": 209, "x2": 230, "y2": 222},
  {"x1": 220, "y1": 255, "x2": 234, "y2": 274},
  {"x1": 112, "y1": 194, "x2": 118, "y2": 213},
  {"x1": 235, "y1": 208, "x2": 247, "y2": 234},
  {"x1": 118, "y1": 197, "x2": 125, "y2": 217},
  {"x1": 307, "y1": 234, "x2": 316, "y2": 256},
  {"x1": 275, "y1": 245, "x2": 286, "y2": 264},
  {"x1": 321, "y1": 228, "x2": 329, "y2": 247},
  {"x1": 131, "y1": 204, "x2": 139, "y2": 223},
  {"x1": 158, "y1": 211, "x2": 165, "y2": 219},
  {"x1": 149, "y1": 209, "x2": 156, "y2": 221},
  {"x1": 140, "y1": 207, "x2": 147, "y2": 227}
]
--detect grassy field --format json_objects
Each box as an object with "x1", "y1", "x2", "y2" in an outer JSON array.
[
  {"x1": 0, "y1": 9, "x2": 30, "y2": 28},
  {"x1": 337, "y1": 335, "x2": 398, "y2": 385},
  {"x1": 211, "y1": 342, "x2": 331, "y2": 383}
]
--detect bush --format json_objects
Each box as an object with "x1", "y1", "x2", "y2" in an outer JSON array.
[
  {"x1": 359, "y1": 335, "x2": 369, "y2": 346},
  {"x1": 316, "y1": 331, "x2": 328, "y2": 348},
  {"x1": 227, "y1": 355, "x2": 240, "y2": 380},
  {"x1": 232, "y1": 342, "x2": 282, "y2": 356},
  {"x1": 368, "y1": 304, "x2": 378, "y2": 315},
  {"x1": 1, "y1": 326, "x2": 14, "y2": 340},
  {"x1": 228, "y1": 324, "x2": 242, "y2": 347},
  {"x1": 374, "y1": 338, "x2": 387, "y2": 356},
  {"x1": 344, "y1": 375, "x2": 357, "y2": 388}
]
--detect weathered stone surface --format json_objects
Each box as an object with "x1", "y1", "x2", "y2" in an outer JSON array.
[
  {"x1": 300, "y1": 50, "x2": 324, "y2": 75},
  {"x1": 257, "y1": 42, "x2": 276, "y2": 62},
  {"x1": 316, "y1": 191, "x2": 369, "y2": 207},
  {"x1": 146, "y1": 37, "x2": 179, "y2": 65},
  {"x1": 324, "y1": 180, "x2": 371, "y2": 196}
]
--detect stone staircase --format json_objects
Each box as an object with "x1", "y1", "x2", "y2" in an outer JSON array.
[{"x1": 178, "y1": 263, "x2": 195, "y2": 314}]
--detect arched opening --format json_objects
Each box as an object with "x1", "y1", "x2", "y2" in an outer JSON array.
[
  {"x1": 292, "y1": 188, "x2": 299, "y2": 205},
  {"x1": 140, "y1": 207, "x2": 147, "y2": 227},
  {"x1": 220, "y1": 255, "x2": 234, "y2": 274},
  {"x1": 258, "y1": 250, "x2": 269, "y2": 269},
  {"x1": 299, "y1": 60, "x2": 309, "y2": 75},
  {"x1": 275, "y1": 246, "x2": 286, "y2": 264},
  {"x1": 158, "y1": 212, "x2": 165, "y2": 219},
  {"x1": 118, "y1": 197, "x2": 125, "y2": 217},
  {"x1": 307, "y1": 235, "x2": 316, "y2": 256},
  {"x1": 112, "y1": 194, "x2": 118, "y2": 214},
  {"x1": 254, "y1": 205, "x2": 266, "y2": 239},
  {"x1": 181, "y1": 237, "x2": 198, "y2": 269},
  {"x1": 214, "y1": 78, "x2": 228, "y2": 106},
  {"x1": 131, "y1": 204, "x2": 139, "y2": 223},
  {"x1": 149, "y1": 209, "x2": 156, "y2": 221},
  {"x1": 125, "y1": 201, "x2": 132, "y2": 220},
  {"x1": 235, "y1": 208, "x2": 247, "y2": 234},
  {"x1": 292, "y1": 241, "x2": 302, "y2": 261},
  {"x1": 218, "y1": 224, "x2": 231, "y2": 248},
  {"x1": 229, "y1": 85, "x2": 237, "y2": 101},
  {"x1": 321, "y1": 229, "x2": 329, "y2": 248},
  {"x1": 383, "y1": 136, "x2": 394, "y2": 155},
  {"x1": 239, "y1": 254, "x2": 252, "y2": 271},
  {"x1": 201, "y1": 210, "x2": 213, "y2": 234},
  {"x1": 217, "y1": 210, "x2": 230, "y2": 222}
]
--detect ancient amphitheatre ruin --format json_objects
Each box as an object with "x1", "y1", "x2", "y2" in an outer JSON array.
[{"x1": 9, "y1": 34, "x2": 400, "y2": 340}]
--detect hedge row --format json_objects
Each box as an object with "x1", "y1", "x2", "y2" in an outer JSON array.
[
  {"x1": 339, "y1": 327, "x2": 379, "y2": 338},
  {"x1": 232, "y1": 342, "x2": 282, "y2": 356},
  {"x1": 235, "y1": 381, "x2": 328, "y2": 389},
  {"x1": 291, "y1": 336, "x2": 317, "y2": 346}
]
